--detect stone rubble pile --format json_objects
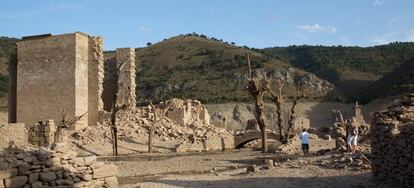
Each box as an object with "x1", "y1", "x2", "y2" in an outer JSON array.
[
  {"x1": 315, "y1": 153, "x2": 371, "y2": 170},
  {"x1": 371, "y1": 94, "x2": 414, "y2": 187},
  {"x1": 0, "y1": 144, "x2": 118, "y2": 188},
  {"x1": 71, "y1": 99, "x2": 234, "y2": 151}
]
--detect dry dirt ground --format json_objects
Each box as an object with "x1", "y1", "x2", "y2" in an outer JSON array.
[
  {"x1": 92, "y1": 139, "x2": 381, "y2": 188},
  {"x1": 108, "y1": 150, "x2": 375, "y2": 188}
]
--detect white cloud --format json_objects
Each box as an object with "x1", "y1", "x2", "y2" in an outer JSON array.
[
  {"x1": 297, "y1": 24, "x2": 337, "y2": 34},
  {"x1": 371, "y1": 31, "x2": 414, "y2": 44},
  {"x1": 139, "y1": 26, "x2": 151, "y2": 32},
  {"x1": 373, "y1": 0, "x2": 384, "y2": 6}
]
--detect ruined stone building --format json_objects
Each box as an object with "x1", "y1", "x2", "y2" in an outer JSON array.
[
  {"x1": 8, "y1": 32, "x2": 136, "y2": 130},
  {"x1": 164, "y1": 98, "x2": 210, "y2": 125}
]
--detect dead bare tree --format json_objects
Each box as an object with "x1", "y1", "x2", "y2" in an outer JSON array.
[
  {"x1": 109, "y1": 59, "x2": 129, "y2": 156},
  {"x1": 56, "y1": 109, "x2": 87, "y2": 143},
  {"x1": 269, "y1": 80, "x2": 307, "y2": 143},
  {"x1": 268, "y1": 80, "x2": 285, "y2": 143},
  {"x1": 148, "y1": 102, "x2": 170, "y2": 153},
  {"x1": 286, "y1": 85, "x2": 307, "y2": 139},
  {"x1": 244, "y1": 53, "x2": 270, "y2": 152}
]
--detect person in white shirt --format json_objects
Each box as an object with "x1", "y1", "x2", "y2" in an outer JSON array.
[{"x1": 299, "y1": 129, "x2": 310, "y2": 156}]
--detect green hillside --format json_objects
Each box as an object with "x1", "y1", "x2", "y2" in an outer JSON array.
[
  {"x1": 360, "y1": 59, "x2": 414, "y2": 102},
  {"x1": 0, "y1": 37, "x2": 17, "y2": 97},
  {"x1": 131, "y1": 34, "x2": 323, "y2": 104},
  {"x1": 262, "y1": 42, "x2": 414, "y2": 100}
]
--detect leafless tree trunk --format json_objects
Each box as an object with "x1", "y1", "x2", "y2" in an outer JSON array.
[
  {"x1": 286, "y1": 88, "x2": 306, "y2": 140},
  {"x1": 269, "y1": 81, "x2": 306, "y2": 143},
  {"x1": 148, "y1": 102, "x2": 170, "y2": 153},
  {"x1": 109, "y1": 59, "x2": 129, "y2": 156},
  {"x1": 268, "y1": 80, "x2": 285, "y2": 143},
  {"x1": 245, "y1": 53, "x2": 270, "y2": 152}
]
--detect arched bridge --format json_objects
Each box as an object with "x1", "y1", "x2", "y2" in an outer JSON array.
[{"x1": 233, "y1": 130, "x2": 281, "y2": 148}]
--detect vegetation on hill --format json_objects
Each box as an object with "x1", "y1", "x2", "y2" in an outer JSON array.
[
  {"x1": 359, "y1": 59, "x2": 414, "y2": 102},
  {"x1": 0, "y1": 34, "x2": 413, "y2": 103},
  {"x1": 0, "y1": 37, "x2": 18, "y2": 97},
  {"x1": 262, "y1": 42, "x2": 414, "y2": 100},
  {"x1": 132, "y1": 34, "x2": 303, "y2": 104}
]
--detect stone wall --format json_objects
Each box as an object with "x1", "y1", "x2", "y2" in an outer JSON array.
[
  {"x1": 12, "y1": 32, "x2": 105, "y2": 129},
  {"x1": 371, "y1": 94, "x2": 414, "y2": 187},
  {"x1": 88, "y1": 37, "x2": 104, "y2": 126},
  {"x1": 115, "y1": 48, "x2": 136, "y2": 109},
  {"x1": 0, "y1": 144, "x2": 118, "y2": 188},
  {"x1": 102, "y1": 54, "x2": 117, "y2": 111},
  {"x1": 28, "y1": 120, "x2": 56, "y2": 148},
  {"x1": 0, "y1": 124, "x2": 27, "y2": 150}
]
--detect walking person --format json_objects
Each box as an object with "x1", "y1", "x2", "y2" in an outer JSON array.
[
  {"x1": 300, "y1": 129, "x2": 310, "y2": 156},
  {"x1": 347, "y1": 117, "x2": 359, "y2": 153}
]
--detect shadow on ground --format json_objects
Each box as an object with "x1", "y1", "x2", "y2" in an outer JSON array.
[{"x1": 147, "y1": 174, "x2": 380, "y2": 188}]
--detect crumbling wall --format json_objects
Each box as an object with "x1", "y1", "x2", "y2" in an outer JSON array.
[
  {"x1": 371, "y1": 94, "x2": 414, "y2": 187},
  {"x1": 88, "y1": 37, "x2": 104, "y2": 126},
  {"x1": 293, "y1": 117, "x2": 310, "y2": 130},
  {"x1": 28, "y1": 120, "x2": 56, "y2": 148},
  {"x1": 164, "y1": 98, "x2": 210, "y2": 126},
  {"x1": 0, "y1": 144, "x2": 118, "y2": 187},
  {"x1": 102, "y1": 54, "x2": 117, "y2": 111},
  {"x1": 115, "y1": 48, "x2": 136, "y2": 109},
  {"x1": 15, "y1": 33, "x2": 89, "y2": 129},
  {"x1": 0, "y1": 123, "x2": 27, "y2": 149}
]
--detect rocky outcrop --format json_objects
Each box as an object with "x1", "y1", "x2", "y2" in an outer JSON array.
[{"x1": 233, "y1": 67, "x2": 337, "y2": 97}]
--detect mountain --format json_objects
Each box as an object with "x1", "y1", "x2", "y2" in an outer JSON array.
[
  {"x1": 127, "y1": 34, "x2": 336, "y2": 104},
  {"x1": 359, "y1": 59, "x2": 414, "y2": 102},
  {"x1": 262, "y1": 43, "x2": 414, "y2": 100}
]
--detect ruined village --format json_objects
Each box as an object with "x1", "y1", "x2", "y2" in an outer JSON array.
[{"x1": 1, "y1": 1, "x2": 414, "y2": 188}]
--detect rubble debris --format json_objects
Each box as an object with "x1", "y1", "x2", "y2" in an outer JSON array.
[
  {"x1": 71, "y1": 99, "x2": 234, "y2": 151},
  {"x1": 315, "y1": 153, "x2": 371, "y2": 170},
  {"x1": 246, "y1": 165, "x2": 260, "y2": 173},
  {"x1": 371, "y1": 94, "x2": 414, "y2": 187}
]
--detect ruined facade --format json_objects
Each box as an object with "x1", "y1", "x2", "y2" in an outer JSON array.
[
  {"x1": 9, "y1": 32, "x2": 136, "y2": 129},
  {"x1": 164, "y1": 98, "x2": 210, "y2": 125},
  {"x1": 371, "y1": 94, "x2": 414, "y2": 187},
  {"x1": 115, "y1": 48, "x2": 136, "y2": 109}
]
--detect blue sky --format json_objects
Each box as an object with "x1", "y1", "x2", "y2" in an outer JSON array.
[{"x1": 1, "y1": 0, "x2": 414, "y2": 50}]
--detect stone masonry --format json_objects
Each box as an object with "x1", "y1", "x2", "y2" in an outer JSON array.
[
  {"x1": 115, "y1": 48, "x2": 136, "y2": 109},
  {"x1": 0, "y1": 144, "x2": 118, "y2": 188},
  {"x1": 10, "y1": 32, "x2": 104, "y2": 129},
  {"x1": 371, "y1": 94, "x2": 414, "y2": 187},
  {"x1": 0, "y1": 124, "x2": 27, "y2": 150}
]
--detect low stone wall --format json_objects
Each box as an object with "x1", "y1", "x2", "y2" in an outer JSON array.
[
  {"x1": 0, "y1": 124, "x2": 27, "y2": 150},
  {"x1": 371, "y1": 94, "x2": 414, "y2": 187},
  {"x1": 0, "y1": 144, "x2": 118, "y2": 188}
]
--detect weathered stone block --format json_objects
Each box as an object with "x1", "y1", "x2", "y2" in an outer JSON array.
[
  {"x1": 4, "y1": 176, "x2": 28, "y2": 188},
  {"x1": 0, "y1": 169, "x2": 17, "y2": 179}
]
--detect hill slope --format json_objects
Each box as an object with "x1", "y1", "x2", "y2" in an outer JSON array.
[
  {"x1": 263, "y1": 43, "x2": 414, "y2": 100},
  {"x1": 360, "y1": 59, "x2": 414, "y2": 101},
  {"x1": 127, "y1": 35, "x2": 336, "y2": 104}
]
